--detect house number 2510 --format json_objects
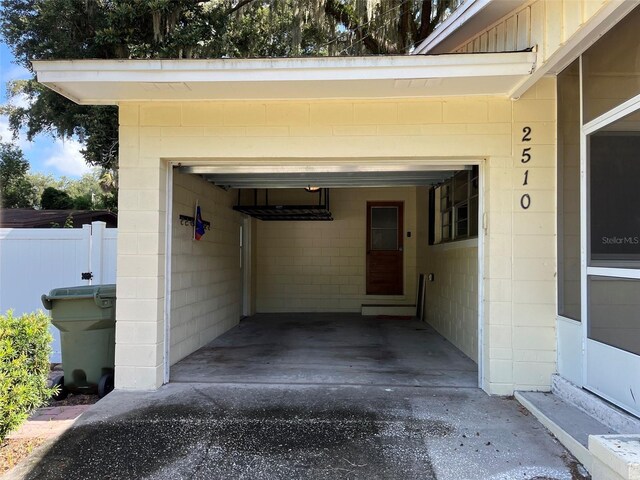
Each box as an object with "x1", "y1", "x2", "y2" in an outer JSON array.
[{"x1": 520, "y1": 126, "x2": 532, "y2": 210}]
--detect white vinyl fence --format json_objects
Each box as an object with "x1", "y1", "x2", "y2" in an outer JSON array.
[{"x1": 0, "y1": 222, "x2": 117, "y2": 362}]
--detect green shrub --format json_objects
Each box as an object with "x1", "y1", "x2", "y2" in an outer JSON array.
[{"x1": 0, "y1": 310, "x2": 57, "y2": 441}]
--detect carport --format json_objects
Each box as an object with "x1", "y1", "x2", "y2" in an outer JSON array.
[{"x1": 32, "y1": 51, "x2": 553, "y2": 395}]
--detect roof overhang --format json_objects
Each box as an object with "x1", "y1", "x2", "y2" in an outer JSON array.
[
  {"x1": 413, "y1": 0, "x2": 529, "y2": 54},
  {"x1": 32, "y1": 52, "x2": 536, "y2": 104}
]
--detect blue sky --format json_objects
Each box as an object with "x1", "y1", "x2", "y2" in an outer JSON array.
[{"x1": 1, "y1": 41, "x2": 91, "y2": 179}]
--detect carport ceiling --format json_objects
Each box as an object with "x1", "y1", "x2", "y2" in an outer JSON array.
[{"x1": 178, "y1": 164, "x2": 466, "y2": 188}]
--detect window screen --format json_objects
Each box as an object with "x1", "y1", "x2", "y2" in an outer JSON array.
[
  {"x1": 371, "y1": 207, "x2": 398, "y2": 250},
  {"x1": 557, "y1": 60, "x2": 581, "y2": 320}
]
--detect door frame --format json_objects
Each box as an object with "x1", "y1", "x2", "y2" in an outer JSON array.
[
  {"x1": 241, "y1": 216, "x2": 252, "y2": 317},
  {"x1": 366, "y1": 200, "x2": 404, "y2": 295},
  {"x1": 581, "y1": 85, "x2": 640, "y2": 414},
  {"x1": 161, "y1": 158, "x2": 485, "y2": 390},
  {"x1": 163, "y1": 162, "x2": 175, "y2": 384}
]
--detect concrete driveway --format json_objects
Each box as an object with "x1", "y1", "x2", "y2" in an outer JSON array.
[{"x1": 10, "y1": 315, "x2": 587, "y2": 479}]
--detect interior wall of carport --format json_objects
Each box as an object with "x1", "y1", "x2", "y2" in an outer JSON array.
[
  {"x1": 255, "y1": 187, "x2": 417, "y2": 312},
  {"x1": 115, "y1": 80, "x2": 557, "y2": 393},
  {"x1": 416, "y1": 185, "x2": 479, "y2": 363},
  {"x1": 170, "y1": 171, "x2": 243, "y2": 365}
]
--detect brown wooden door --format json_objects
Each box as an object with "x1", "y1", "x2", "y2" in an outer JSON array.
[{"x1": 366, "y1": 201, "x2": 403, "y2": 295}]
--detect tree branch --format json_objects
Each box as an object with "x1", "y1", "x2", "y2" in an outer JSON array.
[
  {"x1": 398, "y1": 0, "x2": 411, "y2": 52},
  {"x1": 418, "y1": 0, "x2": 433, "y2": 41},
  {"x1": 429, "y1": 0, "x2": 452, "y2": 34},
  {"x1": 226, "y1": 0, "x2": 259, "y2": 15},
  {"x1": 324, "y1": 0, "x2": 383, "y2": 54}
]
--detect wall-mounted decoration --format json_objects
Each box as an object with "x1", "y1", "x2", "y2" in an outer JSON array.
[
  {"x1": 179, "y1": 201, "x2": 211, "y2": 240},
  {"x1": 179, "y1": 215, "x2": 195, "y2": 226},
  {"x1": 194, "y1": 203, "x2": 206, "y2": 241}
]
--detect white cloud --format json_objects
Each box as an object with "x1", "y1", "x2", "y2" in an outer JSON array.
[
  {"x1": 2, "y1": 64, "x2": 31, "y2": 83},
  {"x1": 7, "y1": 92, "x2": 32, "y2": 110},
  {"x1": 0, "y1": 114, "x2": 33, "y2": 151},
  {"x1": 43, "y1": 138, "x2": 91, "y2": 177},
  {"x1": 0, "y1": 115, "x2": 12, "y2": 141},
  {"x1": 0, "y1": 115, "x2": 90, "y2": 178}
]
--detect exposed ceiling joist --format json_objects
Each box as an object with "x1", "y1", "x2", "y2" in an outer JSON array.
[
  {"x1": 178, "y1": 164, "x2": 466, "y2": 189},
  {"x1": 200, "y1": 172, "x2": 455, "y2": 189}
]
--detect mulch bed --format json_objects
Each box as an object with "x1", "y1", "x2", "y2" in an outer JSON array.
[
  {"x1": 47, "y1": 393, "x2": 99, "y2": 407},
  {"x1": 47, "y1": 363, "x2": 100, "y2": 406},
  {"x1": 0, "y1": 437, "x2": 47, "y2": 475},
  {"x1": 0, "y1": 364, "x2": 99, "y2": 475}
]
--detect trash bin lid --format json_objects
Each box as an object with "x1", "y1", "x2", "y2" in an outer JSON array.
[{"x1": 43, "y1": 284, "x2": 116, "y2": 301}]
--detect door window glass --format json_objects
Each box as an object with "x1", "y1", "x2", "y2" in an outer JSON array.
[{"x1": 371, "y1": 207, "x2": 398, "y2": 250}]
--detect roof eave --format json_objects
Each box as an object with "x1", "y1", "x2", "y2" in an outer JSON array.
[{"x1": 32, "y1": 52, "x2": 537, "y2": 105}]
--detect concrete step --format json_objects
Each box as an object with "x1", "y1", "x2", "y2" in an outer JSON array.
[
  {"x1": 516, "y1": 376, "x2": 640, "y2": 479},
  {"x1": 552, "y1": 375, "x2": 640, "y2": 434},
  {"x1": 361, "y1": 304, "x2": 416, "y2": 316},
  {"x1": 515, "y1": 390, "x2": 616, "y2": 471}
]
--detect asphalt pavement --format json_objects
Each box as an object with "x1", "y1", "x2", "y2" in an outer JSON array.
[{"x1": 9, "y1": 382, "x2": 586, "y2": 480}]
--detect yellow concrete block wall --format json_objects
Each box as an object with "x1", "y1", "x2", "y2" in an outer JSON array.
[
  {"x1": 115, "y1": 109, "x2": 167, "y2": 390},
  {"x1": 424, "y1": 242, "x2": 479, "y2": 363},
  {"x1": 118, "y1": 83, "x2": 557, "y2": 393},
  {"x1": 416, "y1": 186, "x2": 479, "y2": 365},
  {"x1": 256, "y1": 187, "x2": 417, "y2": 313},
  {"x1": 510, "y1": 77, "x2": 558, "y2": 392},
  {"x1": 170, "y1": 171, "x2": 242, "y2": 365},
  {"x1": 483, "y1": 153, "x2": 516, "y2": 395}
]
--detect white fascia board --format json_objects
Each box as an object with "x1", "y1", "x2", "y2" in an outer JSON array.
[{"x1": 33, "y1": 53, "x2": 535, "y2": 83}]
